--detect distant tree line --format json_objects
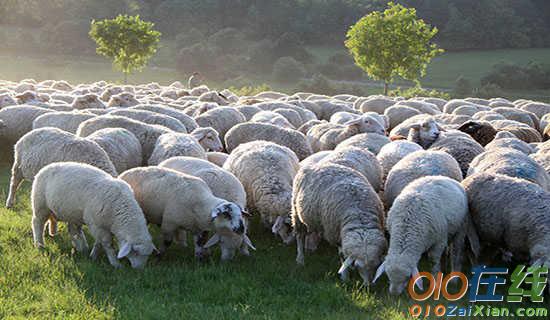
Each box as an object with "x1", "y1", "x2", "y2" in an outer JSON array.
[{"x1": 1, "y1": 0, "x2": 550, "y2": 51}]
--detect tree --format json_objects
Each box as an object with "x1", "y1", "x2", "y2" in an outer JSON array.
[
  {"x1": 345, "y1": 2, "x2": 443, "y2": 95},
  {"x1": 89, "y1": 14, "x2": 161, "y2": 83}
]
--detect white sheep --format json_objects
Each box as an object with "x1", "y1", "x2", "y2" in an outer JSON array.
[
  {"x1": 206, "y1": 151, "x2": 229, "y2": 167},
  {"x1": 0, "y1": 105, "x2": 52, "y2": 143},
  {"x1": 250, "y1": 110, "x2": 295, "y2": 129},
  {"x1": 225, "y1": 122, "x2": 313, "y2": 160},
  {"x1": 292, "y1": 163, "x2": 387, "y2": 285},
  {"x1": 32, "y1": 110, "x2": 96, "y2": 134},
  {"x1": 148, "y1": 128, "x2": 218, "y2": 165},
  {"x1": 5, "y1": 127, "x2": 117, "y2": 208},
  {"x1": 224, "y1": 141, "x2": 299, "y2": 243},
  {"x1": 119, "y1": 167, "x2": 254, "y2": 261},
  {"x1": 0, "y1": 94, "x2": 16, "y2": 109},
  {"x1": 110, "y1": 109, "x2": 187, "y2": 132},
  {"x1": 107, "y1": 92, "x2": 139, "y2": 108},
  {"x1": 335, "y1": 132, "x2": 391, "y2": 155},
  {"x1": 87, "y1": 128, "x2": 143, "y2": 174},
  {"x1": 374, "y1": 176, "x2": 478, "y2": 295},
  {"x1": 195, "y1": 107, "x2": 246, "y2": 142},
  {"x1": 376, "y1": 140, "x2": 423, "y2": 181},
  {"x1": 71, "y1": 94, "x2": 106, "y2": 110},
  {"x1": 383, "y1": 150, "x2": 462, "y2": 208},
  {"x1": 132, "y1": 104, "x2": 198, "y2": 131},
  {"x1": 31, "y1": 162, "x2": 155, "y2": 268}
]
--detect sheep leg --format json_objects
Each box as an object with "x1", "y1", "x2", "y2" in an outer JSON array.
[
  {"x1": 194, "y1": 231, "x2": 210, "y2": 261},
  {"x1": 450, "y1": 233, "x2": 466, "y2": 273},
  {"x1": 89, "y1": 225, "x2": 121, "y2": 268},
  {"x1": 5, "y1": 163, "x2": 23, "y2": 209},
  {"x1": 46, "y1": 215, "x2": 58, "y2": 237},
  {"x1": 89, "y1": 241, "x2": 102, "y2": 260},
  {"x1": 175, "y1": 228, "x2": 188, "y2": 248},
  {"x1": 68, "y1": 224, "x2": 89, "y2": 253},
  {"x1": 428, "y1": 242, "x2": 447, "y2": 275},
  {"x1": 296, "y1": 231, "x2": 306, "y2": 265},
  {"x1": 31, "y1": 210, "x2": 49, "y2": 248}
]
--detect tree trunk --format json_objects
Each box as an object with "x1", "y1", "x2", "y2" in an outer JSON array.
[
  {"x1": 124, "y1": 72, "x2": 128, "y2": 85},
  {"x1": 383, "y1": 81, "x2": 389, "y2": 96}
]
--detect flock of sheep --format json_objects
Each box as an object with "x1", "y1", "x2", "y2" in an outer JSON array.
[{"x1": 1, "y1": 78, "x2": 549, "y2": 295}]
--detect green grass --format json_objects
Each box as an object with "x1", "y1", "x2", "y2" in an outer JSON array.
[{"x1": 0, "y1": 160, "x2": 415, "y2": 319}]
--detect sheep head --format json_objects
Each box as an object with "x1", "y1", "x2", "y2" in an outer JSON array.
[
  {"x1": 344, "y1": 114, "x2": 386, "y2": 136},
  {"x1": 117, "y1": 240, "x2": 158, "y2": 269},
  {"x1": 457, "y1": 120, "x2": 497, "y2": 146},
  {"x1": 272, "y1": 215, "x2": 295, "y2": 244},
  {"x1": 0, "y1": 94, "x2": 16, "y2": 108},
  {"x1": 373, "y1": 254, "x2": 422, "y2": 295},
  {"x1": 407, "y1": 117, "x2": 443, "y2": 149},
  {"x1": 192, "y1": 127, "x2": 223, "y2": 152}
]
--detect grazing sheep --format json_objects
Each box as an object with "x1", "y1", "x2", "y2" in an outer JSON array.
[
  {"x1": 462, "y1": 173, "x2": 550, "y2": 267},
  {"x1": 71, "y1": 94, "x2": 106, "y2": 110},
  {"x1": 33, "y1": 111, "x2": 96, "y2": 134},
  {"x1": 468, "y1": 148, "x2": 550, "y2": 191},
  {"x1": 251, "y1": 110, "x2": 295, "y2": 129},
  {"x1": 224, "y1": 141, "x2": 299, "y2": 243},
  {"x1": 110, "y1": 109, "x2": 187, "y2": 132},
  {"x1": 119, "y1": 167, "x2": 253, "y2": 261},
  {"x1": 31, "y1": 162, "x2": 155, "y2": 268},
  {"x1": 456, "y1": 120, "x2": 497, "y2": 146},
  {"x1": 195, "y1": 107, "x2": 246, "y2": 142},
  {"x1": 384, "y1": 150, "x2": 462, "y2": 208},
  {"x1": 87, "y1": 128, "x2": 143, "y2": 173},
  {"x1": 428, "y1": 133, "x2": 485, "y2": 177},
  {"x1": 307, "y1": 114, "x2": 386, "y2": 152},
  {"x1": 147, "y1": 128, "x2": 222, "y2": 165},
  {"x1": 335, "y1": 132, "x2": 391, "y2": 155},
  {"x1": 159, "y1": 156, "x2": 246, "y2": 210},
  {"x1": 206, "y1": 151, "x2": 229, "y2": 167},
  {"x1": 292, "y1": 163, "x2": 387, "y2": 285},
  {"x1": 132, "y1": 104, "x2": 198, "y2": 131},
  {"x1": 107, "y1": 93, "x2": 139, "y2": 108},
  {"x1": 225, "y1": 122, "x2": 312, "y2": 160},
  {"x1": 76, "y1": 115, "x2": 172, "y2": 163},
  {"x1": 376, "y1": 140, "x2": 423, "y2": 181},
  {"x1": 374, "y1": 176, "x2": 478, "y2": 295},
  {"x1": 6, "y1": 127, "x2": 117, "y2": 208},
  {"x1": 0, "y1": 105, "x2": 52, "y2": 143}
]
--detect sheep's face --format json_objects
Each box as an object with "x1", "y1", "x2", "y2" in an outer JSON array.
[
  {"x1": 193, "y1": 128, "x2": 223, "y2": 152},
  {"x1": 204, "y1": 229, "x2": 256, "y2": 261},
  {"x1": 272, "y1": 215, "x2": 295, "y2": 244},
  {"x1": 211, "y1": 202, "x2": 246, "y2": 234},
  {"x1": 117, "y1": 241, "x2": 156, "y2": 269},
  {"x1": 408, "y1": 118, "x2": 441, "y2": 149},
  {"x1": 74, "y1": 94, "x2": 104, "y2": 109},
  {"x1": 16, "y1": 91, "x2": 38, "y2": 104},
  {"x1": 0, "y1": 94, "x2": 16, "y2": 108},
  {"x1": 346, "y1": 115, "x2": 386, "y2": 135}
]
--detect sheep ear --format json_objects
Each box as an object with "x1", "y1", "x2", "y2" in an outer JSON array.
[
  {"x1": 210, "y1": 203, "x2": 225, "y2": 221},
  {"x1": 271, "y1": 216, "x2": 285, "y2": 234},
  {"x1": 241, "y1": 209, "x2": 252, "y2": 218},
  {"x1": 191, "y1": 129, "x2": 208, "y2": 141},
  {"x1": 204, "y1": 234, "x2": 220, "y2": 249},
  {"x1": 243, "y1": 234, "x2": 256, "y2": 251},
  {"x1": 373, "y1": 262, "x2": 385, "y2": 283},
  {"x1": 338, "y1": 256, "x2": 354, "y2": 276},
  {"x1": 412, "y1": 266, "x2": 423, "y2": 291},
  {"x1": 117, "y1": 242, "x2": 132, "y2": 259}
]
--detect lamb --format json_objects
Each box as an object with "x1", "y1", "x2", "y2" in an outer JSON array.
[
  {"x1": 456, "y1": 120, "x2": 497, "y2": 146},
  {"x1": 76, "y1": 115, "x2": 172, "y2": 163},
  {"x1": 307, "y1": 114, "x2": 386, "y2": 152},
  {"x1": 87, "y1": 128, "x2": 143, "y2": 173},
  {"x1": 195, "y1": 107, "x2": 246, "y2": 142},
  {"x1": 110, "y1": 109, "x2": 187, "y2": 132},
  {"x1": 5, "y1": 127, "x2": 118, "y2": 208},
  {"x1": 374, "y1": 176, "x2": 478, "y2": 295},
  {"x1": 32, "y1": 111, "x2": 96, "y2": 134},
  {"x1": 107, "y1": 93, "x2": 139, "y2": 108},
  {"x1": 292, "y1": 163, "x2": 387, "y2": 285},
  {"x1": 225, "y1": 122, "x2": 313, "y2": 160},
  {"x1": 31, "y1": 162, "x2": 155, "y2": 268},
  {"x1": 147, "y1": 127, "x2": 223, "y2": 165},
  {"x1": 159, "y1": 156, "x2": 246, "y2": 210},
  {"x1": 467, "y1": 148, "x2": 550, "y2": 191},
  {"x1": 71, "y1": 94, "x2": 106, "y2": 110},
  {"x1": 132, "y1": 104, "x2": 198, "y2": 131},
  {"x1": 119, "y1": 167, "x2": 254, "y2": 261},
  {"x1": 376, "y1": 140, "x2": 423, "y2": 181},
  {"x1": 0, "y1": 105, "x2": 52, "y2": 143},
  {"x1": 206, "y1": 151, "x2": 229, "y2": 167},
  {"x1": 335, "y1": 133, "x2": 391, "y2": 155},
  {"x1": 383, "y1": 150, "x2": 462, "y2": 208},
  {"x1": 223, "y1": 141, "x2": 299, "y2": 243},
  {"x1": 250, "y1": 110, "x2": 295, "y2": 129},
  {"x1": 462, "y1": 173, "x2": 550, "y2": 267}
]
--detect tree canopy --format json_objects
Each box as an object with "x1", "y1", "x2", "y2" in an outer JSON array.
[
  {"x1": 89, "y1": 14, "x2": 161, "y2": 82},
  {"x1": 345, "y1": 2, "x2": 443, "y2": 94}
]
